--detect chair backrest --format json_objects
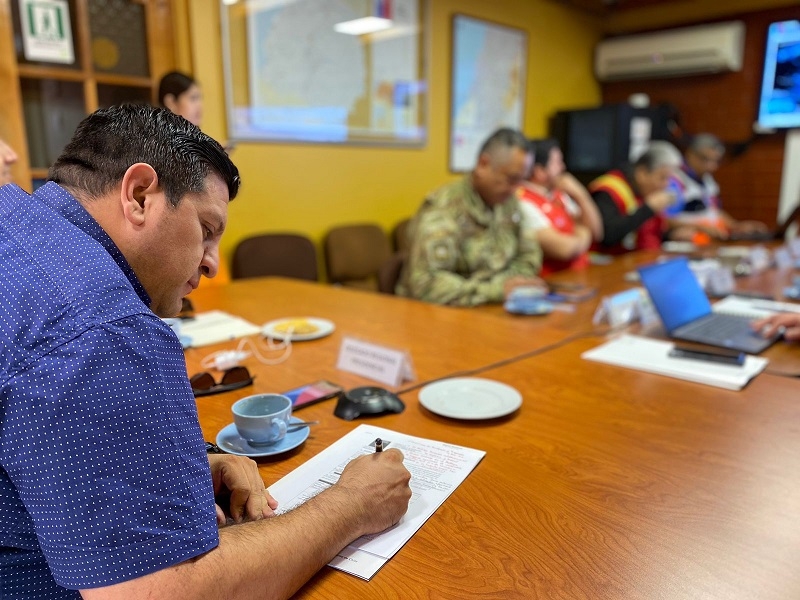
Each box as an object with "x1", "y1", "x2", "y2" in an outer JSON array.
[
  {"x1": 231, "y1": 233, "x2": 318, "y2": 281},
  {"x1": 324, "y1": 223, "x2": 392, "y2": 289},
  {"x1": 377, "y1": 252, "x2": 407, "y2": 295},
  {"x1": 392, "y1": 217, "x2": 412, "y2": 252}
]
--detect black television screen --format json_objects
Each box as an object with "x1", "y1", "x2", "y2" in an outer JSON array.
[
  {"x1": 757, "y1": 19, "x2": 800, "y2": 130},
  {"x1": 567, "y1": 107, "x2": 615, "y2": 172}
]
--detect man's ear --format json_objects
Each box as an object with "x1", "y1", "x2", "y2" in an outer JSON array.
[{"x1": 119, "y1": 163, "x2": 160, "y2": 226}]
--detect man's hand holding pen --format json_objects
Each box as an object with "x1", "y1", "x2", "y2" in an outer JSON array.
[{"x1": 332, "y1": 440, "x2": 411, "y2": 534}]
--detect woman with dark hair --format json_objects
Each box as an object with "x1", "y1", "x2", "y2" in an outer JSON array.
[{"x1": 158, "y1": 71, "x2": 203, "y2": 127}]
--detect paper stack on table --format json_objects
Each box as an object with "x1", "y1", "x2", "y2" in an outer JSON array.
[
  {"x1": 711, "y1": 295, "x2": 800, "y2": 319},
  {"x1": 582, "y1": 334, "x2": 768, "y2": 391},
  {"x1": 178, "y1": 310, "x2": 261, "y2": 348}
]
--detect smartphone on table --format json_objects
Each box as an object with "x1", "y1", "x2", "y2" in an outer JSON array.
[
  {"x1": 283, "y1": 380, "x2": 344, "y2": 409},
  {"x1": 667, "y1": 344, "x2": 745, "y2": 366}
]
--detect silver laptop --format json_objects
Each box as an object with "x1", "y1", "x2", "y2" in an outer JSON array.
[{"x1": 637, "y1": 257, "x2": 779, "y2": 354}]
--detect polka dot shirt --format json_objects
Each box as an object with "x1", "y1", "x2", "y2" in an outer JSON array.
[{"x1": 0, "y1": 183, "x2": 219, "y2": 598}]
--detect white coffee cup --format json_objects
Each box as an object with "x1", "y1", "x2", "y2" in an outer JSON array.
[{"x1": 232, "y1": 394, "x2": 292, "y2": 446}]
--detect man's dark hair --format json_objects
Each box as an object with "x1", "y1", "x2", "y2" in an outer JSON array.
[
  {"x1": 157, "y1": 71, "x2": 197, "y2": 107},
  {"x1": 688, "y1": 133, "x2": 725, "y2": 156},
  {"x1": 529, "y1": 138, "x2": 561, "y2": 168},
  {"x1": 49, "y1": 104, "x2": 240, "y2": 206},
  {"x1": 477, "y1": 128, "x2": 530, "y2": 162}
]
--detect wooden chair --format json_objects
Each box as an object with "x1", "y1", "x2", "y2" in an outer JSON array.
[
  {"x1": 323, "y1": 223, "x2": 391, "y2": 290},
  {"x1": 231, "y1": 233, "x2": 318, "y2": 281},
  {"x1": 392, "y1": 217, "x2": 412, "y2": 253},
  {"x1": 377, "y1": 252, "x2": 407, "y2": 295}
]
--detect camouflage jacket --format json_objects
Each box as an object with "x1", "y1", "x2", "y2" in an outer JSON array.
[{"x1": 396, "y1": 176, "x2": 541, "y2": 306}]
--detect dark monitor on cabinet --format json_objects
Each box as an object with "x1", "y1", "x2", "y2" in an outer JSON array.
[
  {"x1": 565, "y1": 106, "x2": 616, "y2": 172},
  {"x1": 757, "y1": 19, "x2": 800, "y2": 130},
  {"x1": 550, "y1": 103, "x2": 673, "y2": 184}
]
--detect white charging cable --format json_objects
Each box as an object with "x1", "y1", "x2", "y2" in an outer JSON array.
[{"x1": 200, "y1": 327, "x2": 294, "y2": 370}]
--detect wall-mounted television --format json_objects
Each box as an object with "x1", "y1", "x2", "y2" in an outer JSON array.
[{"x1": 757, "y1": 19, "x2": 800, "y2": 130}]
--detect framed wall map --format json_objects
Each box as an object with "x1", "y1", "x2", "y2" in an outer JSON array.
[
  {"x1": 449, "y1": 14, "x2": 527, "y2": 172},
  {"x1": 221, "y1": 0, "x2": 427, "y2": 146}
]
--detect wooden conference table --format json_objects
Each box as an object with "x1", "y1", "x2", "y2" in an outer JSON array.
[{"x1": 186, "y1": 250, "x2": 800, "y2": 599}]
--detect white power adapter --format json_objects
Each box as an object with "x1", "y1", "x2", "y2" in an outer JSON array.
[{"x1": 210, "y1": 350, "x2": 250, "y2": 371}]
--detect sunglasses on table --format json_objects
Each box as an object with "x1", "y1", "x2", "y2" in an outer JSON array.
[{"x1": 190, "y1": 366, "x2": 254, "y2": 397}]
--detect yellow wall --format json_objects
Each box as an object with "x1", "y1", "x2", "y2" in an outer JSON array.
[
  {"x1": 187, "y1": 0, "x2": 603, "y2": 270},
  {"x1": 605, "y1": 0, "x2": 799, "y2": 34}
]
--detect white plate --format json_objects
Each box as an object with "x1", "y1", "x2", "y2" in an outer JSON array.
[
  {"x1": 216, "y1": 417, "x2": 310, "y2": 457},
  {"x1": 418, "y1": 377, "x2": 522, "y2": 420},
  {"x1": 261, "y1": 317, "x2": 335, "y2": 341}
]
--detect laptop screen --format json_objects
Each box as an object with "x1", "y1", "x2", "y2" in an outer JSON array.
[{"x1": 637, "y1": 257, "x2": 712, "y2": 332}]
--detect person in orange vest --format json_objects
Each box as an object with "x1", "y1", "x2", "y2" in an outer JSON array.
[
  {"x1": 589, "y1": 141, "x2": 681, "y2": 254},
  {"x1": 517, "y1": 138, "x2": 603, "y2": 275}
]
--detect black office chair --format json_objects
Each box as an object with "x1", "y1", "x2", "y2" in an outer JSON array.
[
  {"x1": 231, "y1": 233, "x2": 318, "y2": 281},
  {"x1": 324, "y1": 223, "x2": 392, "y2": 290}
]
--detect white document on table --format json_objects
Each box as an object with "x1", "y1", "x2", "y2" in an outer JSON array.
[
  {"x1": 582, "y1": 334, "x2": 768, "y2": 391},
  {"x1": 712, "y1": 295, "x2": 800, "y2": 319},
  {"x1": 178, "y1": 310, "x2": 261, "y2": 347},
  {"x1": 268, "y1": 424, "x2": 486, "y2": 580}
]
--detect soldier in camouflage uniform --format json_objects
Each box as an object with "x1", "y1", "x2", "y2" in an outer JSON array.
[{"x1": 396, "y1": 128, "x2": 544, "y2": 306}]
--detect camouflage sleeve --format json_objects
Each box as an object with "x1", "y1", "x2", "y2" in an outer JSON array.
[
  {"x1": 501, "y1": 216, "x2": 542, "y2": 278},
  {"x1": 451, "y1": 225, "x2": 541, "y2": 306},
  {"x1": 404, "y1": 203, "x2": 541, "y2": 307}
]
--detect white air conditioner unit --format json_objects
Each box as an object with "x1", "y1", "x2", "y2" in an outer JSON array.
[{"x1": 595, "y1": 21, "x2": 745, "y2": 82}]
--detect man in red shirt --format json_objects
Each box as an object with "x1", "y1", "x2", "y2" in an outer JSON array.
[{"x1": 517, "y1": 138, "x2": 603, "y2": 275}]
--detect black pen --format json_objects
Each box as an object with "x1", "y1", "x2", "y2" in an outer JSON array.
[{"x1": 374, "y1": 438, "x2": 383, "y2": 453}]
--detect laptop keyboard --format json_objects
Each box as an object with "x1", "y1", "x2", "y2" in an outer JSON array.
[{"x1": 679, "y1": 314, "x2": 751, "y2": 338}]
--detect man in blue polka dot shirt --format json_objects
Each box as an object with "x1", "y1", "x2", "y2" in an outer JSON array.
[{"x1": 0, "y1": 105, "x2": 411, "y2": 599}]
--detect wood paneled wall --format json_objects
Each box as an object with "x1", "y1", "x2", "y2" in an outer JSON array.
[{"x1": 601, "y1": 6, "x2": 798, "y2": 226}]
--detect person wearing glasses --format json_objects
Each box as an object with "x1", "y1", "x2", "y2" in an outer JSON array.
[
  {"x1": 663, "y1": 133, "x2": 770, "y2": 242},
  {"x1": 396, "y1": 128, "x2": 544, "y2": 306},
  {"x1": 0, "y1": 104, "x2": 411, "y2": 599}
]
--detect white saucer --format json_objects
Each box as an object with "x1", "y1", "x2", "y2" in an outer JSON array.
[
  {"x1": 419, "y1": 377, "x2": 522, "y2": 420},
  {"x1": 262, "y1": 317, "x2": 335, "y2": 341},
  {"x1": 216, "y1": 417, "x2": 310, "y2": 457}
]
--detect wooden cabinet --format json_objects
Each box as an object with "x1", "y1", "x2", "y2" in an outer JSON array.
[{"x1": 0, "y1": 0, "x2": 177, "y2": 189}]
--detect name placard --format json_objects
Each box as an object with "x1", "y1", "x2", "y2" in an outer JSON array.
[{"x1": 336, "y1": 337, "x2": 415, "y2": 387}]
